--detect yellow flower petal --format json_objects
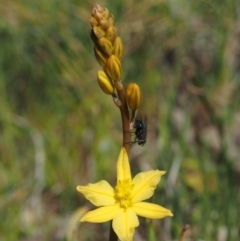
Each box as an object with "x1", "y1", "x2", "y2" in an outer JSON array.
[
  {"x1": 117, "y1": 147, "x2": 132, "y2": 181},
  {"x1": 81, "y1": 205, "x2": 120, "y2": 223},
  {"x1": 77, "y1": 180, "x2": 115, "y2": 206},
  {"x1": 132, "y1": 202, "x2": 173, "y2": 219},
  {"x1": 131, "y1": 170, "x2": 165, "y2": 202},
  {"x1": 112, "y1": 208, "x2": 139, "y2": 241}
]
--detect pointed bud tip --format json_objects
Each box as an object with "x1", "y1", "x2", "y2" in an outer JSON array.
[{"x1": 125, "y1": 83, "x2": 141, "y2": 110}]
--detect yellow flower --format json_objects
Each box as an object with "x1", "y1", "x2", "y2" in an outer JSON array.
[{"x1": 77, "y1": 148, "x2": 173, "y2": 241}]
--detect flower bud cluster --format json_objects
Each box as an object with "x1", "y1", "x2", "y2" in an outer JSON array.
[
  {"x1": 90, "y1": 4, "x2": 123, "y2": 96},
  {"x1": 90, "y1": 5, "x2": 141, "y2": 113}
]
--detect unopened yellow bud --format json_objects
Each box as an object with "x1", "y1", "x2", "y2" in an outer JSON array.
[
  {"x1": 125, "y1": 83, "x2": 141, "y2": 110},
  {"x1": 99, "y1": 18, "x2": 110, "y2": 31},
  {"x1": 90, "y1": 5, "x2": 114, "y2": 30},
  {"x1": 113, "y1": 37, "x2": 123, "y2": 59},
  {"x1": 94, "y1": 46, "x2": 108, "y2": 67},
  {"x1": 97, "y1": 70, "x2": 114, "y2": 95},
  {"x1": 93, "y1": 26, "x2": 105, "y2": 39},
  {"x1": 105, "y1": 26, "x2": 117, "y2": 43},
  {"x1": 91, "y1": 4, "x2": 104, "y2": 19},
  {"x1": 104, "y1": 55, "x2": 122, "y2": 81},
  {"x1": 102, "y1": 9, "x2": 110, "y2": 20},
  {"x1": 108, "y1": 17, "x2": 114, "y2": 27},
  {"x1": 90, "y1": 17, "x2": 98, "y2": 27},
  {"x1": 97, "y1": 37, "x2": 112, "y2": 56}
]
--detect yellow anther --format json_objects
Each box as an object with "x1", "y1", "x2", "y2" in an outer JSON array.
[{"x1": 114, "y1": 179, "x2": 134, "y2": 209}]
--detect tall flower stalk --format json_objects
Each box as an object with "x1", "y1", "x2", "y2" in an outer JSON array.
[
  {"x1": 76, "y1": 5, "x2": 173, "y2": 241},
  {"x1": 90, "y1": 4, "x2": 137, "y2": 155}
]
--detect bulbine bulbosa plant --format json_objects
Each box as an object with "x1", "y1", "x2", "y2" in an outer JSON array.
[{"x1": 76, "y1": 5, "x2": 173, "y2": 241}]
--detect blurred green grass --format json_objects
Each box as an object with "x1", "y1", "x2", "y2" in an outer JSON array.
[{"x1": 0, "y1": 0, "x2": 240, "y2": 240}]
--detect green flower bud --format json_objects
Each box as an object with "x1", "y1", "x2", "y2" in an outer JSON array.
[
  {"x1": 125, "y1": 83, "x2": 141, "y2": 110},
  {"x1": 104, "y1": 55, "x2": 122, "y2": 81},
  {"x1": 97, "y1": 70, "x2": 114, "y2": 95}
]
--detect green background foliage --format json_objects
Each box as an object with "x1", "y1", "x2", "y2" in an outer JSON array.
[{"x1": 0, "y1": 0, "x2": 240, "y2": 240}]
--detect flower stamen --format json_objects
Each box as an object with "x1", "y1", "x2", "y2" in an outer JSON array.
[{"x1": 114, "y1": 179, "x2": 134, "y2": 209}]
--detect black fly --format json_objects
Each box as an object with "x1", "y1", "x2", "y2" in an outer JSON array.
[{"x1": 132, "y1": 115, "x2": 147, "y2": 146}]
